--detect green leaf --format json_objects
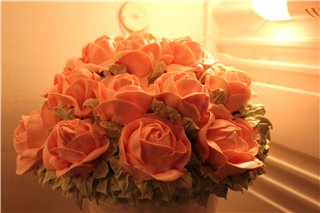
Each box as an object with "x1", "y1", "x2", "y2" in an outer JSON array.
[
  {"x1": 177, "y1": 173, "x2": 192, "y2": 189},
  {"x1": 93, "y1": 160, "x2": 109, "y2": 179},
  {"x1": 152, "y1": 99, "x2": 182, "y2": 121},
  {"x1": 242, "y1": 104, "x2": 266, "y2": 117},
  {"x1": 195, "y1": 190, "x2": 211, "y2": 207},
  {"x1": 59, "y1": 177, "x2": 72, "y2": 192},
  {"x1": 143, "y1": 33, "x2": 157, "y2": 42},
  {"x1": 148, "y1": 61, "x2": 166, "y2": 83},
  {"x1": 158, "y1": 181, "x2": 176, "y2": 201},
  {"x1": 109, "y1": 177, "x2": 121, "y2": 193},
  {"x1": 103, "y1": 64, "x2": 127, "y2": 77},
  {"x1": 42, "y1": 171, "x2": 56, "y2": 186},
  {"x1": 109, "y1": 157, "x2": 121, "y2": 173},
  {"x1": 99, "y1": 120, "x2": 123, "y2": 139},
  {"x1": 255, "y1": 115, "x2": 273, "y2": 129},
  {"x1": 209, "y1": 88, "x2": 226, "y2": 105},
  {"x1": 72, "y1": 190, "x2": 84, "y2": 210},
  {"x1": 245, "y1": 117, "x2": 261, "y2": 128},
  {"x1": 72, "y1": 175, "x2": 94, "y2": 199},
  {"x1": 50, "y1": 179, "x2": 62, "y2": 191},
  {"x1": 212, "y1": 184, "x2": 228, "y2": 199},
  {"x1": 115, "y1": 171, "x2": 131, "y2": 195},
  {"x1": 182, "y1": 117, "x2": 199, "y2": 142},
  {"x1": 96, "y1": 178, "x2": 109, "y2": 194},
  {"x1": 136, "y1": 181, "x2": 153, "y2": 200},
  {"x1": 83, "y1": 99, "x2": 99, "y2": 109},
  {"x1": 53, "y1": 107, "x2": 75, "y2": 120}
]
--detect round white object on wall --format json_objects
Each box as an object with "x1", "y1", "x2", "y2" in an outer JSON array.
[{"x1": 119, "y1": 2, "x2": 149, "y2": 33}]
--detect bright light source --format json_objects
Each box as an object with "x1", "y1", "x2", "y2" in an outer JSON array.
[{"x1": 253, "y1": 0, "x2": 291, "y2": 21}]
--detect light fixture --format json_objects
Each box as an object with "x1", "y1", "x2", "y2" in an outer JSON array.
[
  {"x1": 253, "y1": 0, "x2": 320, "y2": 21},
  {"x1": 253, "y1": 0, "x2": 291, "y2": 21}
]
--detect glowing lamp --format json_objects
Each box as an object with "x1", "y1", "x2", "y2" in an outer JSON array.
[{"x1": 253, "y1": 0, "x2": 291, "y2": 21}]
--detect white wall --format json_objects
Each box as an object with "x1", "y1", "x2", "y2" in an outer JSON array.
[{"x1": 1, "y1": 2, "x2": 206, "y2": 212}]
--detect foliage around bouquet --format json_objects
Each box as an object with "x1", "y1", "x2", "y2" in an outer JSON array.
[{"x1": 13, "y1": 33, "x2": 272, "y2": 208}]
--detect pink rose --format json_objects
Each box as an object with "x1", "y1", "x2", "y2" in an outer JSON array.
[
  {"x1": 205, "y1": 71, "x2": 251, "y2": 112},
  {"x1": 95, "y1": 73, "x2": 153, "y2": 124},
  {"x1": 13, "y1": 109, "x2": 47, "y2": 175},
  {"x1": 154, "y1": 71, "x2": 209, "y2": 122},
  {"x1": 46, "y1": 78, "x2": 98, "y2": 117},
  {"x1": 119, "y1": 115, "x2": 191, "y2": 182},
  {"x1": 43, "y1": 119, "x2": 110, "y2": 177},
  {"x1": 197, "y1": 114, "x2": 263, "y2": 178}
]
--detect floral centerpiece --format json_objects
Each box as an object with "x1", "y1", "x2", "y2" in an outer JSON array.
[{"x1": 13, "y1": 34, "x2": 271, "y2": 212}]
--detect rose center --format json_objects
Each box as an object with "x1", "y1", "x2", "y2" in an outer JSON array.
[
  {"x1": 146, "y1": 129, "x2": 162, "y2": 143},
  {"x1": 59, "y1": 126, "x2": 75, "y2": 144}
]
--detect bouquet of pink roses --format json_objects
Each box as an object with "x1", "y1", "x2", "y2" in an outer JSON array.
[{"x1": 13, "y1": 33, "x2": 271, "y2": 208}]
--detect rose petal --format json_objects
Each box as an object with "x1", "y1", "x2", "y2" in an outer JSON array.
[
  {"x1": 205, "y1": 74, "x2": 231, "y2": 96},
  {"x1": 150, "y1": 169, "x2": 185, "y2": 182},
  {"x1": 116, "y1": 50, "x2": 153, "y2": 78},
  {"x1": 225, "y1": 81, "x2": 251, "y2": 112},
  {"x1": 156, "y1": 93, "x2": 201, "y2": 121},
  {"x1": 139, "y1": 42, "x2": 161, "y2": 60},
  {"x1": 40, "y1": 101, "x2": 61, "y2": 130},
  {"x1": 209, "y1": 104, "x2": 233, "y2": 120},
  {"x1": 96, "y1": 100, "x2": 146, "y2": 124},
  {"x1": 184, "y1": 41, "x2": 205, "y2": 62},
  {"x1": 16, "y1": 154, "x2": 41, "y2": 175},
  {"x1": 170, "y1": 41, "x2": 195, "y2": 66},
  {"x1": 175, "y1": 79, "x2": 203, "y2": 97},
  {"x1": 206, "y1": 140, "x2": 228, "y2": 169},
  {"x1": 66, "y1": 132, "x2": 95, "y2": 155},
  {"x1": 160, "y1": 38, "x2": 174, "y2": 64},
  {"x1": 51, "y1": 147, "x2": 86, "y2": 164},
  {"x1": 114, "y1": 88, "x2": 152, "y2": 111},
  {"x1": 81, "y1": 141, "x2": 110, "y2": 163},
  {"x1": 166, "y1": 64, "x2": 203, "y2": 73},
  {"x1": 141, "y1": 139, "x2": 173, "y2": 164},
  {"x1": 224, "y1": 150, "x2": 264, "y2": 169}
]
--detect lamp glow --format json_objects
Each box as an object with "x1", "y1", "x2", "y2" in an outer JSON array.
[{"x1": 253, "y1": 0, "x2": 291, "y2": 21}]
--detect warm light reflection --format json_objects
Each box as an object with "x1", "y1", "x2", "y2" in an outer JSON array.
[{"x1": 253, "y1": 0, "x2": 291, "y2": 21}]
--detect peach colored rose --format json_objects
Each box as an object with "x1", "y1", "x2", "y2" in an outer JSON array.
[
  {"x1": 114, "y1": 34, "x2": 148, "y2": 51},
  {"x1": 205, "y1": 72, "x2": 251, "y2": 112},
  {"x1": 154, "y1": 71, "x2": 209, "y2": 122},
  {"x1": 43, "y1": 119, "x2": 110, "y2": 177},
  {"x1": 119, "y1": 115, "x2": 191, "y2": 182},
  {"x1": 42, "y1": 61, "x2": 101, "y2": 98},
  {"x1": 82, "y1": 35, "x2": 117, "y2": 65},
  {"x1": 47, "y1": 78, "x2": 98, "y2": 117},
  {"x1": 64, "y1": 57, "x2": 104, "y2": 74},
  {"x1": 82, "y1": 35, "x2": 149, "y2": 66},
  {"x1": 95, "y1": 73, "x2": 153, "y2": 124},
  {"x1": 197, "y1": 113, "x2": 263, "y2": 178},
  {"x1": 159, "y1": 37, "x2": 215, "y2": 74},
  {"x1": 216, "y1": 67, "x2": 251, "y2": 87},
  {"x1": 13, "y1": 109, "x2": 47, "y2": 175}
]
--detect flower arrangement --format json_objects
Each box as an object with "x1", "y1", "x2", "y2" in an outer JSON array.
[{"x1": 13, "y1": 33, "x2": 271, "y2": 209}]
